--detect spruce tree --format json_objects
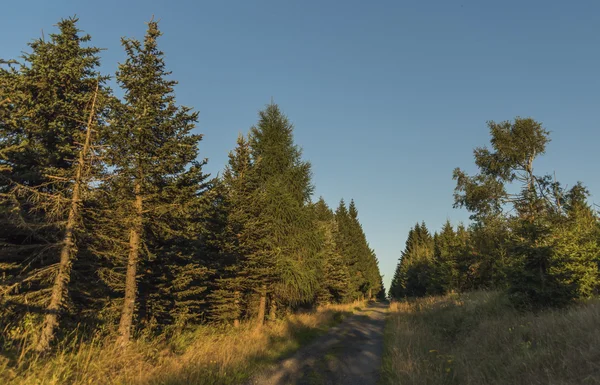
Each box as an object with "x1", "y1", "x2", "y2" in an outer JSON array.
[
  {"x1": 467, "y1": 217, "x2": 510, "y2": 290},
  {"x1": 556, "y1": 184, "x2": 600, "y2": 298},
  {"x1": 389, "y1": 228, "x2": 415, "y2": 300},
  {"x1": 453, "y1": 223, "x2": 474, "y2": 291},
  {"x1": 431, "y1": 221, "x2": 455, "y2": 294},
  {"x1": 0, "y1": 18, "x2": 108, "y2": 351},
  {"x1": 509, "y1": 183, "x2": 600, "y2": 305},
  {"x1": 246, "y1": 104, "x2": 320, "y2": 325},
  {"x1": 347, "y1": 200, "x2": 369, "y2": 298},
  {"x1": 389, "y1": 223, "x2": 435, "y2": 299},
  {"x1": 207, "y1": 134, "x2": 260, "y2": 325},
  {"x1": 313, "y1": 197, "x2": 351, "y2": 304},
  {"x1": 106, "y1": 20, "x2": 207, "y2": 344},
  {"x1": 405, "y1": 222, "x2": 435, "y2": 297},
  {"x1": 346, "y1": 200, "x2": 382, "y2": 300},
  {"x1": 333, "y1": 199, "x2": 361, "y2": 299}
]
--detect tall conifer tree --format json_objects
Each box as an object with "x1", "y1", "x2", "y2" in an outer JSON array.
[
  {"x1": 246, "y1": 104, "x2": 320, "y2": 325},
  {"x1": 313, "y1": 198, "x2": 351, "y2": 304},
  {"x1": 0, "y1": 18, "x2": 109, "y2": 351},
  {"x1": 106, "y1": 20, "x2": 207, "y2": 344},
  {"x1": 207, "y1": 134, "x2": 260, "y2": 325}
]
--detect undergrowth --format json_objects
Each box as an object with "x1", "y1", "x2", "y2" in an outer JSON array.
[{"x1": 0, "y1": 301, "x2": 362, "y2": 385}]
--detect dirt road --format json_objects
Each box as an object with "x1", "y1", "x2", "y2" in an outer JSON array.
[{"x1": 248, "y1": 302, "x2": 388, "y2": 385}]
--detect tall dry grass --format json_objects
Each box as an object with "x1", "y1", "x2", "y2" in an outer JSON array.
[
  {"x1": 0, "y1": 301, "x2": 364, "y2": 385},
  {"x1": 382, "y1": 292, "x2": 600, "y2": 385}
]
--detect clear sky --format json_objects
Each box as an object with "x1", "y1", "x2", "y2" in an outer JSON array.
[{"x1": 3, "y1": 0, "x2": 599, "y2": 290}]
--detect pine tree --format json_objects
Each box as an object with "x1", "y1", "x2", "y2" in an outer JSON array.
[
  {"x1": 105, "y1": 20, "x2": 207, "y2": 344},
  {"x1": 405, "y1": 223, "x2": 435, "y2": 297},
  {"x1": 366, "y1": 248, "x2": 383, "y2": 300},
  {"x1": 467, "y1": 217, "x2": 510, "y2": 290},
  {"x1": 389, "y1": 228, "x2": 414, "y2": 300},
  {"x1": 347, "y1": 200, "x2": 382, "y2": 300},
  {"x1": 509, "y1": 183, "x2": 600, "y2": 305},
  {"x1": 347, "y1": 200, "x2": 369, "y2": 298},
  {"x1": 389, "y1": 223, "x2": 435, "y2": 299},
  {"x1": 207, "y1": 134, "x2": 260, "y2": 325},
  {"x1": 453, "y1": 223, "x2": 474, "y2": 291},
  {"x1": 333, "y1": 199, "x2": 361, "y2": 299},
  {"x1": 245, "y1": 104, "x2": 321, "y2": 326},
  {"x1": 376, "y1": 275, "x2": 387, "y2": 301},
  {"x1": 313, "y1": 198, "x2": 351, "y2": 304},
  {"x1": 431, "y1": 221, "x2": 456, "y2": 294},
  {"x1": 556, "y1": 184, "x2": 600, "y2": 298},
  {"x1": 0, "y1": 18, "x2": 109, "y2": 351}
]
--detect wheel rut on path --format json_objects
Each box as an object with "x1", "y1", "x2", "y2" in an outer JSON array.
[{"x1": 248, "y1": 302, "x2": 388, "y2": 385}]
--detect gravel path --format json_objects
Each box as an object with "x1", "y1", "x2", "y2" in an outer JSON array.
[{"x1": 248, "y1": 302, "x2": 388, "y2": 385}]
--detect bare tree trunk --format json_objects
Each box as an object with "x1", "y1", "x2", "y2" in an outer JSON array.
[
  {"x1": 526, "y1": 154, "x2": 536, "y2": 221},
  {"x1": 233, "y1": 290, "x2": 240, "y2": 327},
  {"x1": 269, "y1": 298, "x2": 277, "y2": 321},
  {"x1": 552, "y1": 171, "x2": 562, "y2": 211},
  {"x1": 116, "y1": 182, "x2": 143, "y2": 346},
  {"x1": 368, "y1": 288, "x2": 372, "y2": 300},
  {"x1": 256, "y1": 284, "x2": 267, "y2": 329},
  {"x1": 36, "y1": 84, "x2": 98, "y2": 353}
]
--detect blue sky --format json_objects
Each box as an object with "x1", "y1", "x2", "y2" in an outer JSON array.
[{"x1": 3, "y1": 0, "x2": 600, "y2": 290}]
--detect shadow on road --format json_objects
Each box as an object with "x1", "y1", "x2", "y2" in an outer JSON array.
[{"x1": 248, "y1": 302, "x2": 388, "y2": 385}]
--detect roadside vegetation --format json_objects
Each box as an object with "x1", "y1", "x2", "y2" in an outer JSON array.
[
  {"x1": 1, "y1": 301, "x2": 362, "y2": 385},
  {"x1": 381, "y1": 291, "x2": 600, "y2": 385}
]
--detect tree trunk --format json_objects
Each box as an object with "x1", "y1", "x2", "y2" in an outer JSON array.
[
  {"x1": 269, "y1": 298, "x2": 277, "y2": 321},
  {"x1": 256, "y1": 284, "x2": 267, "y2": 328},
  {"x1": 368, "y1": 288, "x2": 372, "y2": 300},
  {"x1": 36, "y1": 84, "x2": 98, "y2": 353},
  {"x1": 526, "y1": 154, "x2": 536, "y2": 221},
  {"x1": 233, "y1": 290, "x2": 240, "y2": 327},
  {"x1": 116, "y1": 182, "x2": 143, "y2": 346}
]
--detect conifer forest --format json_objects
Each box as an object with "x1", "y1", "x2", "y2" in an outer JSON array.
[{"x1": 2, "y1": 15, "x2": 600, "y2": 385}]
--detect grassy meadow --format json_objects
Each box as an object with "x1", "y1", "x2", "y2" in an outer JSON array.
[{"x1": 381, "y1": 291, "x2": 600, "y2": 385}]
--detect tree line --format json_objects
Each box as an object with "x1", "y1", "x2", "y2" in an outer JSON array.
[
  {"x1": 0, "y1": 18, "x2": 384, "y2": 353},
  {"x1": 389, "y1": 117, "x2": 600, "y2": 308}
]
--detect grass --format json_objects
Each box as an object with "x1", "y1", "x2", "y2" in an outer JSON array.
[
  {"x1": 380, "y1": 291, "x2": 600, "y2": 385},
  {"x1": 0, "y1": 301, "x2": 363, "y2": 385}
]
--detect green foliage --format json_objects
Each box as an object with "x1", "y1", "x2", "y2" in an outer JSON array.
[
  {"x1": 452, "y1": 117, "x2": 599, "y2": 307},
  {"x1": 333, "y1": 199, "x2": 383, "y2": 301},
  {"x1": 206, "y1": 135, "x2": 260, "y2": 324},
  {"x1": 390, "y1": 118, "x2": 599, "y2": 307},
  {"x1": 508, "y1": 186, "x2": 600, "y2": 307},
  {"x1": 102, "y1": 20, "x2": 210, "y2": 328},
  {"x1": 389, "y1": 223, "x2": 437, "y2": 299},
  {"x1": 207, "y1": 106, "x2": 383, "y2": 325},
  {"x1": 247, "y1": 104, "x2": 321, "y2": 308},
  {"x1": 0, "y1": 17, "x2": 110, "y2": 336},
  {"x1": 313, "y1": 198, "x2": 351, "y2": 304},
  {"x1": 0, "y1": 16, "x2": 383, "y2": 358}
]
